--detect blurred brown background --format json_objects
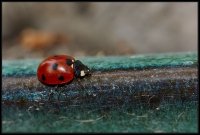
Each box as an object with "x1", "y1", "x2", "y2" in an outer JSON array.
[{"x1": 2, "y1": 2, "x2": 197, "y2": 59}]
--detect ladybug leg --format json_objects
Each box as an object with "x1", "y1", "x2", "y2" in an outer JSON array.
[
  {"x1": 54, "y1": 85, "x2": 61, "y2": 112},
  {"x1": 47, "y1": 88, "x2": 60, "y2": 113},
  {"x1": 76, "y1": 78, "x2": 85, "y2": 91},
  {"x1": 55, "y1": 85, "x2": 62, "y2": 101},
  {"x1": 48, "y1": 89, "x2": 55, "y2": 102},
  {"x1": 54, "y1": 85, "x2": 61, "y2": 102},
  {"x1": 76, "y1": 78, "x2": 91, "y2": 106},
  {"x1": 48, "y1": 88, "x2": 60, "y2": 101},
  {"x1": 76, "y1": 78, "x2": 87, "y2": 100}
]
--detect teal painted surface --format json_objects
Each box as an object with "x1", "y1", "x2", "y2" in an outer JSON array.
[
  {"x1": 2, "y1": 102, "x2": 198, "y2": 133},
  {"x1": 2, "y1": 52, "x2": 197, "y2": 77}
]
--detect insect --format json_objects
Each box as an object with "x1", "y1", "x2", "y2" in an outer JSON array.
[{"x1": 37, "y1": 55, "x2": 91, "y2": 86}]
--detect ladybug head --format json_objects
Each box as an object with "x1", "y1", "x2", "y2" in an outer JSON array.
[{"x1": 74, "y1": 60, "x2": 91, "y2": 78}]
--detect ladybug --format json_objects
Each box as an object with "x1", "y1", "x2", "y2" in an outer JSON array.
[{"x1": 37, "y1": 55, "x2": 91, "y2": 86}]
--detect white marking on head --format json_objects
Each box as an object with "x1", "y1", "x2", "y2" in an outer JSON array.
[
  {"x1": 71, "y1": 64, "x2": 74, "y2": 68},
  {"x1": 80, "y1": 70, "x2": 85, "y2": 77}
]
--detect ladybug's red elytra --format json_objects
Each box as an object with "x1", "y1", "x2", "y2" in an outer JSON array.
[{"x1": 37, "y1": 55, "x2": 91, "y2": 86}]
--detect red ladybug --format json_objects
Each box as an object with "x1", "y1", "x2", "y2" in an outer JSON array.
[{"x1": 37, "y1": 55, "x2": 91, "y2": 86}]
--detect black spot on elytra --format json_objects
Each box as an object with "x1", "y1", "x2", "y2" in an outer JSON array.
[
  {"x1": 52, "y1": 63, "x2": 58, "y2": 70},
  {"x1": 58, "y1": 75, "x2": 64, "y2": 81},
  {"x1": 66, "y1": 59, "x2": 73, "y2": 66},
  {"x1": 42, "y1": 74, "x2": 46, "y2": 81}
]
